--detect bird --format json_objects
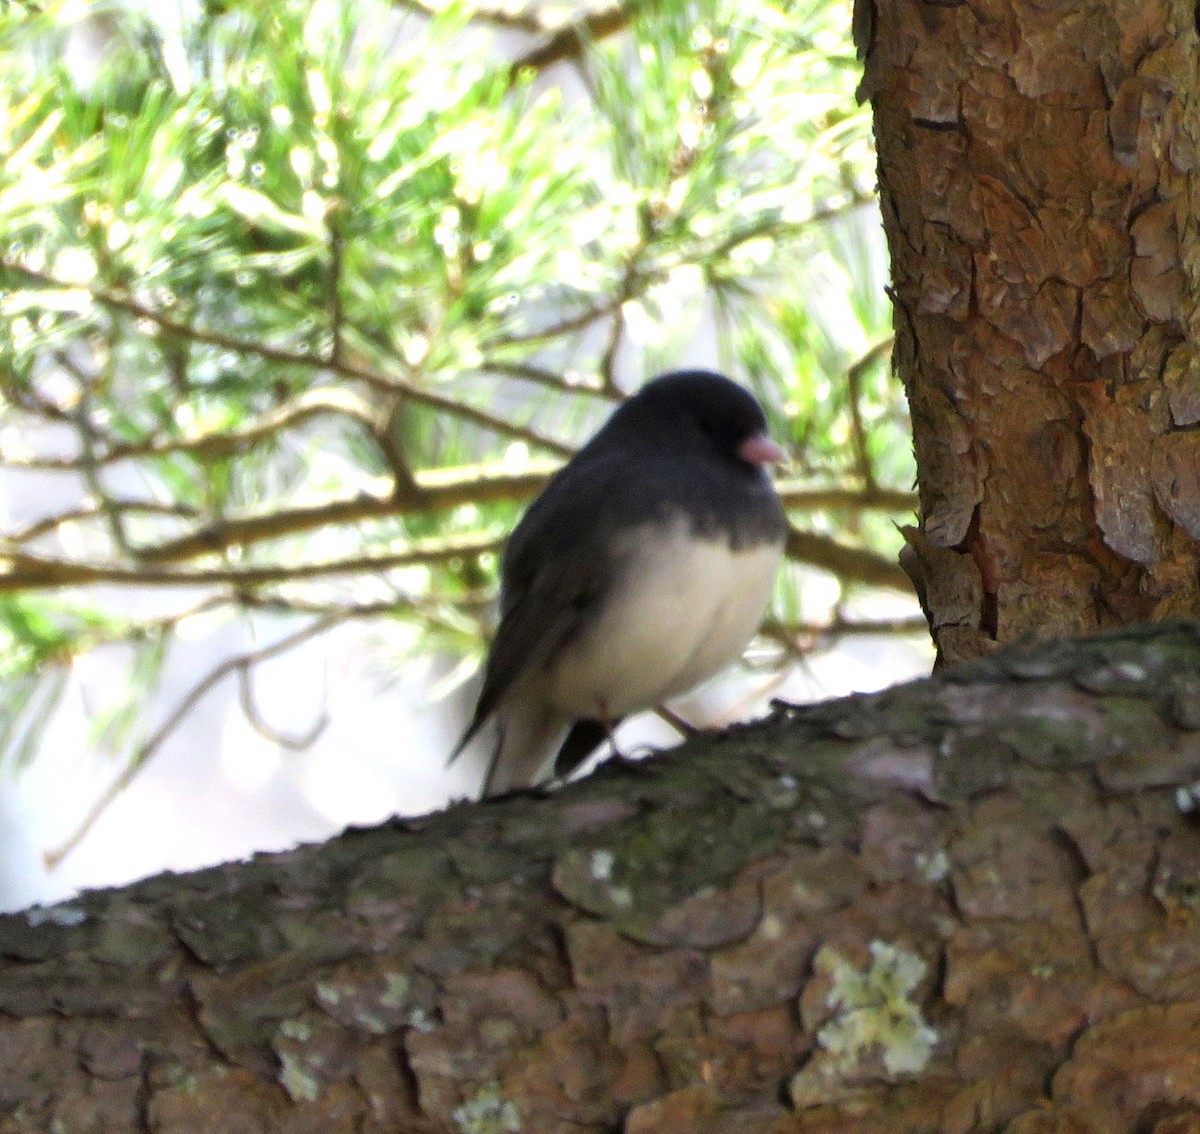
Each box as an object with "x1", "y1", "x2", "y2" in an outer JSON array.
[{"x1": 450, "y1": 369, "x2": 789, "y2": 797}]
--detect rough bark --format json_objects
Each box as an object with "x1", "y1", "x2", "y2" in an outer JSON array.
[
  {"x1": 6, "y1": 621, "x2": 1200, "y2": 1132},
  {"x1": 859, "y1": 0, "x2": 1200, "y2": 663}
]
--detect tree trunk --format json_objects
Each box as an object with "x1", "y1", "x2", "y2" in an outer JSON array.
[
  {"x1": 859, "y1": 0, "x2": 1200, "y2": 664},
  {"x1": 4, "y1": 621, "x2": 1200, "y2": 1133}
]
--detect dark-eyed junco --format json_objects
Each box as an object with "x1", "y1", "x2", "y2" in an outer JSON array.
[{"x1": 451, "y1": 369, "x2": 788, "y2": 796}]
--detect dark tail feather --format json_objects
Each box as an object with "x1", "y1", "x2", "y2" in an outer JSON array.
[
  {"x1": 446, "y1": 710, "x2": 488, "y2": 767},
  {"x1": 553, "y1": 718, "x2": 613, "y2": 779}
]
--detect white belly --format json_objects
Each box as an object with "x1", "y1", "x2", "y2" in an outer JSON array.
[{"x1": 545, "y1": 522, "x2": 782, "y2": 719}]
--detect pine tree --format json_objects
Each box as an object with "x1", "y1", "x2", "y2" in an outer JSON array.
[{"x1": 0, "y1": 0, "x2": 913, "y2": 851}]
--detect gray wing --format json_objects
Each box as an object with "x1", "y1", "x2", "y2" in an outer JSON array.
[{"x1": 449, "y1": 455, "x2": 633, "y2": 763}]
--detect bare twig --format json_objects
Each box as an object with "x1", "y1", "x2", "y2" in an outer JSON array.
[
  {"x1": 239, "y1": 590, "x2": 495, "y2": 619},
  {"x1": 844, "y1": 336, "x2": 894, "y2": 492},
  {"x1": 393, "y1": 0, "x2": 543, "y2": 33},
  {"x1": 778, "y1": 483, "x2": 915, "y2": 513},
  {"x1": 43, "y1": 612, "x2": 347, "y2": 870},
  {"x1": 483, "y1": 295, "x2": 624, "y2": 350},
  {"x1": 376, "y1": 396, "x2": 424, "y2": 503},
  {"x1": 0, "y1": 531, "x2": 505, "y2": 591},
  {"x1": 2, "y1": 520, "x2": 915, "y2": 597},
  {"x1": 508, "y1": 0, "x2": 645, "y2": 79},
  {"x1": 760, "y1": 613, "x2": 929, "y2": 653},
  {"x1": 6, "y1": 467, "x2": 913, "y2": 575},
  {"x1": 12, "y1": 501, "x2": 201, "y2": 545},
  {"x1": 238, "y1": 662, "x2": 329, "y2": 750},
  {"x1": 4, "y1": 373, "x2": 81, "y2": 426},
  {"x1": 2, "y1": 472, "x2": 914, "y2": 575},
  {"x1": 597, "y1": 267, "x2": 634, "y2": 395},
  {"x1": 66, "y1": 360, "x2": 139, "y2": 555},
  {"x1": 483, "y1": 360, "x2": 618, "y2": 399},
  {"x1": 784, "y1": 527, "x2": 913, "y2": 592},
  {"x1": 706, "y1": 195, "x2": 877, "y2": 263}
]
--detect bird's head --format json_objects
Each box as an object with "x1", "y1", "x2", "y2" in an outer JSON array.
[{"x1": 614, "y1": 369, "x2": 786, "y2": 471}]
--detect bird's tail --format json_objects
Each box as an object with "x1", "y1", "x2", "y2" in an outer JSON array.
[{"x1": 479, "y1": 700, "x2": 571, "y2": 798}]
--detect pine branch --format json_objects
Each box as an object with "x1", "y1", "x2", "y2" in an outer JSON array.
[
  {"x1": 2, "y1": 387, "x2": 385, "y2": 470},
  {"x1": 12, "y1": 502, "x2": 202, "y2": 544},
  {"x1": 0, "y1": 261, "x2": 576, "y2": 459},
  {"x1": 133, "y1": 462, "x2": 557, "y2": 563},
  {"x1": 0, "y1": 532, "x2": 504, "y2": 591},
  {"x1": 0, "y1": 514, "x2": 915, "y2": 597},
  {"x1": 779, "y1": 484, "x2": 916, "y2": 513},
  {"x1": 393, "y1": 0, "x2": 543, "y2": 32},
  {"x1": 785, "y1": 528, "x2": 913, "y2": 592},
  {"x1": 483, "y1": 360, "x2": 618, "y2": 398},
  {"x1": 2, "y1": 470, "x2": 915, "y2": 574},
  {"x1": 759, "y1": 613, "x2": 929, "y2": 654},
  {"x1": 508, "y1": 0, "x2": 647, "y2": 80}
]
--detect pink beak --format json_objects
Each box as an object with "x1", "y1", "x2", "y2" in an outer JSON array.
[{"x1": 737, "y1": 432, "x2": 786, "y2": 466}]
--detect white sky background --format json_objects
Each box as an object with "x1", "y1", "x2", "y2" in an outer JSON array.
[{"x1": 0, "y1": 0, "x2": 933, "y2": 913}]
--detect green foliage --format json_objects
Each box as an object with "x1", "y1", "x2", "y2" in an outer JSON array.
[{"x1": 0, "y1": 0, "x2": 911, "y2": 799}]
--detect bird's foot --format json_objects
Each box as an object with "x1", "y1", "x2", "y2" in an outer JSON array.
[{"x1": 654, "y1": 705, "x2": 697, "y2": 735}]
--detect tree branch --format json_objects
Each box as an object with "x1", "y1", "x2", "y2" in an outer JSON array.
[
  {"x1": 759, "y1": 612, "x2": 928, "y2": 654},
  {"x1": 0, "y1": 260, "x2": 575, "y2": 459},
  {"x1": 0, "y1": 387, "x2": 385, "y2": 471},
  {"x1": 785, "y1": 527, "x2": 913, "y2": 592},
  {"x1": 393, "y1": 0, "x2": 543, "y2": 32},
  {"x1": 0, "y1": 532, "x2": 504, "y2": 592},
  {"x1": 0, "y1": 521, "x2": 913, "y2": 598},
  {"x1": 482, "y1": 360, "x2": 618, "y2": 399},
  {"x1": 6, "y1": 466, "x2": 914, "y2": 573},
  {"x1": 507, "y1": 0, "x2": 646, "y2": 80},
  {"x1": 133, "y1": 462, "x2": 557, "y2": 563},
  {"x1": 237, "y1": 660, "x2": 329, "y2": 751},
  {"x1": 16, "y1": 623, "x2": 1200, "y2": 1131},
  {"x1": 11, "y1": 501, "x2": 202, "y2": 545}
]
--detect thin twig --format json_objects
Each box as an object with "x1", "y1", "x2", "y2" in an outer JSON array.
[
  {"x1": 597, "y1": 266, "x2": 634, "y2": 395},
  {"x1": 12, "y1": 501, "x2": 201, "y2": 545},
  {"x1": 393, "y1": 0, "x2": 543, "y2": 33},
  {"x1": 0, "y1": 386, "x2": 385, "y2": 471},
  {"x1": 0, "y1": 531, "x2": 505, "y2": 591},
  {"x1": 483, "y1": 360, "x2": 619, "y2": 400},
  {"x1": 327, "y1": 207, "x2": 346, "y2": 368},
  {"x1": 507, "y1": 0, "x2": 645, "y2": 79},
  {"x1": 3, "y1": 471, "x2": 913, "y2": 572},
  {"x1": 1, "y1": 260, "x2": 575, "y2": 458},
  {"x1": 844, "y1": 335, "x2": 894, "y2": 492},
  {"x1": 43, "y1": 612, "x2": 346, "y2": 870},
  {"x1": 482, "y1": 295, "x2": 624, "y2": 350},
  {"x1": 2, "y1": 472, "x2": 915, "y2": 573},
  {"x1": 705, "y1": 195, "x2": 877, "y2": 262},
  {"x1": 1, "y1": 520, "x2": 916, "y2": 596},
  {"x1": 777, "y1": 483, "x2": 915, "y2": 513},
  {"x1": 71, "y1": 384, "x2": 137, "y2": 556},
  {"x1": 760, "y1": 613, "x2": 929, "y2": 653},
  {"x1": 238, "y1": 661, "x2": 329, "y2": 750},
  {"x1": 238, "y1": 589, "x2": 495, "y2": 619}
]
